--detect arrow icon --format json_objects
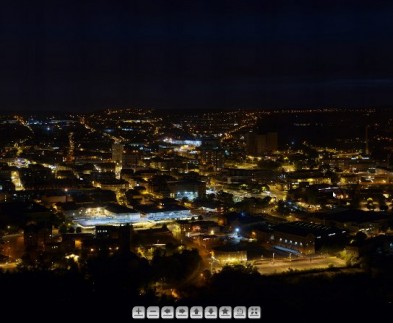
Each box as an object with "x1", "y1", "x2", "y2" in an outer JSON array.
[
  {"x1": 176, "y1": 307, "x2": 189, "y2": 319},
  {"x1": 190, "y1": 306, "x2": 203, "y2": 318},
  {"x1": 204, "y1": 307, "x2": 218, "y2": 318}
]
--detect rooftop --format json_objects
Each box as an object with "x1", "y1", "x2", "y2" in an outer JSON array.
[{"x1": 274, "y1": 221, "x2": 344, "y2": 237}]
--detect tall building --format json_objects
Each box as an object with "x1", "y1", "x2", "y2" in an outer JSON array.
[
  {"x1": 122, "y1": 149, "x2": 141, "y2": 169},
  {"x1": 365, "y1": 125, "x2": 370, "y2": 155},
  {"x1": 112, "y1": 143, "x2": 124, "y2": 164},
  {"x1": 246, "y1": 132, "x2": 278, "y2": 156},
  {"x1": 199, "y1": 139, "x2": 225, "y2": 172},
  {"x1": 266, "y1": 132, "x2": 278, "y2": 152}
]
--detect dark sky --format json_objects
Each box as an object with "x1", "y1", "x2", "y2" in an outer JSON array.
[{"x1": 2, "y1": 0, "x2": 393, "y2": 112}]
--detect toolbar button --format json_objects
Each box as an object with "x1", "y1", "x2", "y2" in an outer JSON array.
[
  {"x1": 176, "y1": 306, "x2": 189, "y2": 319},
  {"x1": 132, "y1": 306, "x2": 145, "y2": 319},
  {"x1": 219, "y1": 306, "x2": 232, "y2": 319},
  {"x1": 161, "y1": 306, "x2": 174, "y2": 319},
  {"x1": 190, "y1": 306, "x2": 203, "y2": 319},
  {"x1": 204, "y1": 306, "x2": 218, "y2": 319},
  {"x1": 147, "y1": 306, "x2": 160, "y2": 319},
  {"x1": 248, "y1": 306, "x2": 261, "y2": 319},
  {"x1": 233, "y1": 306, "x2": 247, "y2": 319}
]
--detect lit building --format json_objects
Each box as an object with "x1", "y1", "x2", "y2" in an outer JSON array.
[
  {"x1": 63, "y1": 203, "x2": 191, "y2": 228},
  {"x1": 272, "y1": 222, "x2": 346, "y2": 255},
  {"x1": 167, "y1": 180, "x2": 206, "y2": 201},
  {"x1": 94, "y1": 162, "x2": 116, "y2": 173},
  {"x1": 41, "y1": 190, "x2": 72, "y2": 205},
  {"x1": 122, "y1": 149, "x2": 141, "y2": 169},
  {"x1": 63, "y1": 204, "x2": 141, "y2": 228},
  {"x1": 220, "y1": 167, "x2": 278, "y2": 185},
  {"x1": 112, "y1": 143, "x2": 124, "y2": 164},
  {"x1": 135, "y1": 204, "x2": 191, "y2": 221},
  {"x1": 285, "y1": 170, "x2": 331, "y2": 189},
  {"x1": 213, "y1": 245, "x2": 248, "y2": 264},
  {"x1": 174, "y1": 220, "x2": 220, "y2": 235},
  {"x1": 92, "y1": 178, "x2": 129, "y2": 191},
  {"x1": 199, "y1": 139, "x2": 225, "y2": 172},
  {"x1": 273, "y1": 226, "x2": 315, "y2": 255}
]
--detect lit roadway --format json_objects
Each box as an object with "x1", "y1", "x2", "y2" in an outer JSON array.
[
  {"x1": 254, "y1": 256, "x2": 346, "y2": 275},
  {"x1": 1, "y1": 233, "x2": 24, "y2": 260},
  {"x1": 1, "y1": 233, "x2": 24, "y2": 271},
  {"x1": 12, "y1": 115, "x2": 34, "y2": 160},
  {"x1": 11, "y1": 170, "x2": 24, "y2": 191},
  {"x1": 221, "y1": 112, "x2": 258, "y2": 141},
  {"x1": 269, "y1": 187, "x2": 287, "y2": 201},
  {"x1": 67, "y1": 131, "x2": 75, "y2": 162},
  {"x1": 79, "y1": 116, "x2": 123, "y2": 143},
  {"x1": 0, "y1": 262, "x2": 19, "y2": 271},
  {"x1": 15, "y1": 115, "x2": 34, "y2": 135}
]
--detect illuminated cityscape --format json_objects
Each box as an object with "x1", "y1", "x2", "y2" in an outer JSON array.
[
  {"x1": 1, "y1": 107, "x2": 393, "y2": 320},
  {"x1": 2, "y1": 0, "x2": 393, "y2": 321}
]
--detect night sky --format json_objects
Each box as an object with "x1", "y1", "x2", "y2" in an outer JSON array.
[{"x1": 2, "y1": 0, "x2": 393, "y2": 112}]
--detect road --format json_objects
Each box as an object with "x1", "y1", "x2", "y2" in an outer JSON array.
[
  {"x1": 0, "y1": 262, "x2": 19, "y2": 271},
  {"x1": 254, "y1": 256, "x2": 346, "y2": 275},
  {"x1": 269, "y1": 187, "x2": 287, "y2": 201},
  {"x1": 79, "y1": 116, "x2": 122, "y2": 143}
]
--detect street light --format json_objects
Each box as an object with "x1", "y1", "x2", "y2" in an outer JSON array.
[{"x1": 64, "y1": 188, "x2": 69, "y2": 203}]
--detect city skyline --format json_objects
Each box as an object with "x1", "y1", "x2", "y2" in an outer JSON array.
[
  {"x1": 2, "y1": 0, "x2": 393, "y2": 111},
  {"x1": 1, "y1": 108, "x2": 393, "y2": 320}
]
